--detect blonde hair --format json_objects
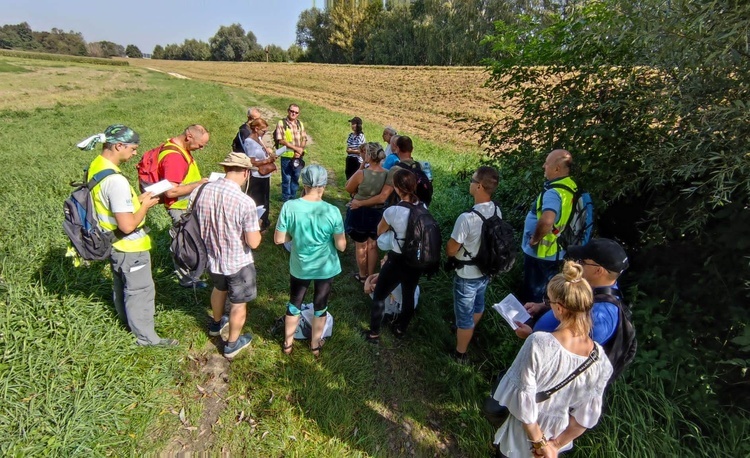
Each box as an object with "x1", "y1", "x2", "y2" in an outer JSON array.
[
  {"x1": 546, "y1": 260, "x2": 594, "y2": 337},
  {"x1": 364, "y1": 142, "x2": 386, "y2": 162}
]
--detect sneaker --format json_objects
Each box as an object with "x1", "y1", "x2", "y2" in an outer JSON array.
[
  {"x1": 450, "y1": 349, "x2": 469, "y2": 364},
  {"x1": 208, "y1": 315, "x2": 229, "y2": 337},
  {"x1": 155, "y1": 338, "x2": 179, "y2": 347},
  {"x1": 181, "y1": 280, "x2": 209, "y2": 289},
  {"x1": 224, "y1": 333, "x2": 253, "y2": 359}
]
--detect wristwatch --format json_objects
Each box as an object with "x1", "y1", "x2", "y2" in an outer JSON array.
[{"x1": 530, "y1": 434, "x2": 548, "y2": 450}]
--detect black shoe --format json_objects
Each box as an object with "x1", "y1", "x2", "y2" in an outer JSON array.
[
  {"x1": 361, "y1": 329, "x2": 380, "y2": 344},
  {"x1": 450, "y1": 349, "x2": 468, "y2": 364},
  {"x1": 390, "y1": 323, "x2": 406, "y2": 339}
]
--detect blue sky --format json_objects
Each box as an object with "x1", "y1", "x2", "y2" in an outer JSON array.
[{"x1": 1, "y1": 0, "x2": 318, "y2": 53}]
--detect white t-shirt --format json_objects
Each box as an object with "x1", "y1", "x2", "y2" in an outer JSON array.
[
  {"x1": 96, "y1": 174, "x2": 145, "y2": 242},
  {"x1": 243, "y1": 137, "x2": 272, "y2": 178},
  {"x1": 377, "y1": 203, "x2": 424, "y2": 253},
  {"x1": 451, "y1": 201, "x2": 502, "y2": 279}
]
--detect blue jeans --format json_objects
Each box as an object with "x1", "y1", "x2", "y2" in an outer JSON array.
[
  {"x1": 521, "y1": 253, "x2": 560, "y2": 303},
  {"x1": 453, "y1": 274, "x2": 490, "y2": 329},
  {"x1": 280, "y1": 157, "x2": 301, "y2": 201}
]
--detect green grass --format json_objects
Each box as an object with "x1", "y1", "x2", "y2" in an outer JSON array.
[
  {"x1": 1, "y1": 57, "x2": 747, "y2": 457},
  {"x1": 0, "y1": 49, "x2": 128, "y2": 66},
  {"x1": 0, "y1": 61, "x2": 31, "y2": 73}
]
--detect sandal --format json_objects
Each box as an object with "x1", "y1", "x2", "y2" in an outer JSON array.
[
  {"x1": 361, "y1": 329, "x2": 380, "y2": 344},
  {"x1": 353, "y1": 273, "x2": 367, "y2": 284},
  {"x1": 282, "y1": 341, "x2": 293, "y2": 355}
]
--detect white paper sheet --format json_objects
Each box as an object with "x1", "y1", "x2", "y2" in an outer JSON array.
[
  {"x1": 492, "y1": 294, "x2": 532, "y2": 330},
  {"x1": 143, "y1": 179, "x2": 174, "y2": 196},
  {"x1": 208, "y1": 172, "x2": 225, "y2": 182},
  {"x1": 257, "y1": 205, "x2": 266, "y2": 219}
]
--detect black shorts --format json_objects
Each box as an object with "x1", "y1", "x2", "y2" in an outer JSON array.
[
  {"x1": 209, "y1": 263, "x2": 257, "y2": 304},
  {"x1": 345, "y1": 206, "x2": 383, "y2": 243}
]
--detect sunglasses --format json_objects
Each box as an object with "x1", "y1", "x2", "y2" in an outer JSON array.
[{"x1": 288, "y1": 110, "x2": 299, "y2": 114}]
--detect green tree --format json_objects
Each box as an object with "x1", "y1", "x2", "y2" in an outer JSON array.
[
  {"x1": 209, "y1": 24, "x2": 253, "y2": 61},
  {"x1": 125, "y1": 44, "x2": 143, "y2": 58},
  {"x1": 180, "y1": 39, "x2": 209, "y2": 61},
  {"x1": 152, "y1": 44, "x2": 165, "y2": 59},
  {"x1": 0, "y1": 22, "x2": 35, "y2": 50},
  {"x1": 287, "y1": 44, "x2": 303, "y2": 62}
]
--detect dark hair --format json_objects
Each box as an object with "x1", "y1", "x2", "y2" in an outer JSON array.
[
  {"x1": 352, "y1": 122, "x2": 363, "y2": 136},
  {"x1": 476, "y1": 166, "x2": 499, "y2": 194},
  {"x1": 393, "y1": 168, "x2": 418, "y2": 202},
  {"x1": 396, "y1": 136, "x2": 413, "y2": 153}
]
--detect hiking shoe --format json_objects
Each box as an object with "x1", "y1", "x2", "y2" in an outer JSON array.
[
  {"x1": 208, "y1": 315, "x2": 229, "y2": 337},
  {"x1": 224, "y1": 333, "x2": 253, "y2": 360},
  {"x1": 155, "y1": 338, "x2": 179, "y2": 347}
]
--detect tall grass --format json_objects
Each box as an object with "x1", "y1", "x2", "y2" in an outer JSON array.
[{"x1": 0, "y1": 56, "x2": 747, "y2": 457}]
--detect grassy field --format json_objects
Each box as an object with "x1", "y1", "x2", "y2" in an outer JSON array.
[
  {"x1": 2, "y1": 54, "x2": 745, "y2": 457},
  {"x1": 126, "y1": 59, "x2": 495, "y2": 150}
]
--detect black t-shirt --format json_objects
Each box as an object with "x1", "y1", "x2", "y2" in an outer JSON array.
[{"x1": 232, "y1": 123, "x2": 252, "y2": 152}]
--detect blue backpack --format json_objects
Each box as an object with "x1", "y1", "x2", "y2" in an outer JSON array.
[{"x1": 549, "y1": 183, "x2": 594, "y2": 249}]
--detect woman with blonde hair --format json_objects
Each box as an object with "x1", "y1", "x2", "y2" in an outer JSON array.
[
  {"x1": 241, "y1": 118, "x2": 277, "y2": 231},
  {"x1": 344, "y1": 142, "x2": 388, "y2": 282},
  {"x1": 491, "y1": 261, "x2": 613, "y2": 457}
]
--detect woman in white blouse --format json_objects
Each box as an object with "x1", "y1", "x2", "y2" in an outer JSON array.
[
  {"x1": 492, "y1": 261, "x2": 613, "y2": 457},
  {"x1": 242, "y1": 118, "x2": 277, "y2": 231}
]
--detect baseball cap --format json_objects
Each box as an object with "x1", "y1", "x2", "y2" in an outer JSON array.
[
  {"x1": 218, "y1": 152, "x2": 258, "y2": 171},
  {"x1": 348, "y1": 116, "x2": 362, "y2": 125},
  {"x1": 567, "y1": 238, "x2": 629, "y2": 274}
]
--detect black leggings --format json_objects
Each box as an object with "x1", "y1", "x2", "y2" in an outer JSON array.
[
  {"x1": 288, "y1": 275, "x2": 334, "y2": 315},
  {"x1": 370, "y1": 253, "x2": 421, "y2": 334},
  {"x1": 246, "y1": 176, "x2": 270, "y2": 230},
  {"x1": 345, "y1": 155, "x2": 361, "y2": 180}
]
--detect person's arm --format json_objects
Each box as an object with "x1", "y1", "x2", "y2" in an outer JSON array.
[
  {"x1": 114, "y1": 192, "x2": 159, "y2": 234},
  {"x1": 376, "y1": 215, "x2": 391, "y2": 236},
  {"x1": 333, "y1": 232, "x2": 346, "y2": 252},
  {"x1": 345, "y1": 170, "x2": 364, "y2": 195},
  {"x1": 547, "y1": 416, "x2": 587, "y2": 453},
  {"x1": 274, "y1": 230, "x2": 290, "y2": 244},
  {"x1": 244, "y1": 230, "x2": 261, "y2": 250},
  {"x1": 350, "y1": 184, "x2": 393, "y2": 209},
  {"x1": 163, "y1": 179, "x2": 209, "y2": 199},
  {"x1": 530, "y1": 209, "x2": 556, "y2": 246},
  {"x1": 522, "y1": 422, "x2": 558, "y2": 458},
  {"x1": 446, "y1": 238, "x2": 461, "y2": 257}
]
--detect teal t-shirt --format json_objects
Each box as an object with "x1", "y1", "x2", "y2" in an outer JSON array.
[{"x1": 276, "y1": 198, "x2": 344, "y2": 280}]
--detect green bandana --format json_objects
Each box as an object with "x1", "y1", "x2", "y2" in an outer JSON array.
[{"x1": 77, "y1": 124, "x2": 140, "y2": 151}]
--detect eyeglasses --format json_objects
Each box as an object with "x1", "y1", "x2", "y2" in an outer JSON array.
[
  {"x1": 543, "y1": 293, "x2": 562, "y2": 309},
  {"x1": 470, "y1": 177, "x2": 479, "y2": 184},
  {"x1": 288, "y1": 109, "x2": 299, "y2": 114},
  {"x1": 578, "y1": 260, "x2": 601, "y2": 269}
]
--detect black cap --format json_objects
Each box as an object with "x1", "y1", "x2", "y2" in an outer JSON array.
[
  {"x1": 348, "y1": 116, "x2": 362, "y2": 125},
  {"x1": 567, "y1": 238, "x2": 629, "y2": 274}
]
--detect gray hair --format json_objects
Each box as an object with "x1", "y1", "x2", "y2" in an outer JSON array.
[
  {"x1": 383, "y1": 126, "x2": 397, "y2": 136},
  {"x1": 247, "y1": 107, "x2": 260, "y2": 118},
  {"x1": 364, "y1": 142, "x2": 386, "y2": 162}
]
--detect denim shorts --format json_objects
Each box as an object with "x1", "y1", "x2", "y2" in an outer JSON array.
[
  {"x1": 453, "y1": 274, "x2": 490, "y2": 329},
  {"x1": 210, "y1": 263, "x2": 257, "y2": 304}
]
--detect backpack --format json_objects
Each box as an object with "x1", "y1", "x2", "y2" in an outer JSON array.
[
  {"x1": 270, "y1": 304, "x2": 334, "y2": 341},
  {"x1": 594, "y1": 286, "x2": 637, "y2": 381},
  {"x1": 394, "y1": 201, "x2": 442, "y2": 275},
  {"x1": 135, "y1": 143, "x2": 183, "y2": 197},
  {"x1": 396, "y1": 161, "x2": 434, "y2": 206},
  {"x1": 548, "y1": 183, "x2": 594, "y2": 250},
  {"x1": 62, "y1": 169, "x2": 120, "y2": 261},
  {"x1": 169, "y1": 183, "x2": 208, "y2": 278},
  {"x1": 458, "y1": 203, "x2": 517, "y2": 276}
]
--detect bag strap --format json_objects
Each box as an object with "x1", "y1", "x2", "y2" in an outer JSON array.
[
  {"x1": 189, "y1": 183, "x2": 209, "y2": 215},
  {"x1": 535, "y1": 345, "x2": 599, "y2": 403},
  {"x1": 84, "y1": 169, "x2": 118, "y2": 188},
  {"x1": 458, "y1": 203, "x2": 498, "y2": 262}
]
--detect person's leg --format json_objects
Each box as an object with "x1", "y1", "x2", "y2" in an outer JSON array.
[
  {"x1": 309, "y1": 278, "x2": 333, "y2": 355},
  {"x1": 522, "y1": 254, "x2": 559, "y2": 303},
  {"x1": 370, "y1": 258, "x2": 402, "y2": 336},
  {"x1": 392, "y1": 264, "x2": 421, "y2": 335},
  {"x1": 110, "y1": 257, "x2": 128, "y2": 327},
  {"x1": 345, "y1": 156, "x2": 359, "y2": 180},
  {"x1": 454, "y1": 275, "x2": 490, "y2": 354},
  {"x1": 355, "y1": 241, "x2": 368, "y2": 277},
  {"x1": 260, "y1": 177, "x2": 271, "y2": 229},
  {"x1": 222, "y1": 264, "x2": 258, "y2": 357},
  {"x1": 284, "y1": 275, "x2": 310, "y2": 353},
  {"x1": 366, "y1": 239, "x2": 379, "y2": 277},
  {"x1": 280, "y1": 158, "x2": 292, "y2": 201},
  {"x1": 289, "y1": 161, "x2": 301, "y2": 198},
  {"x1": 114, "y1": 251, "x2": 165, "y2": 346}
]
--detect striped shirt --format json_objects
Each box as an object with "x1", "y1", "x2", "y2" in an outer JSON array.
[
  {"x1": 346, "y1": 132, "x2": 366, "y2": 157},
  {"x1": 190, "y1": 178, "x2": 260, "y2": 275}
]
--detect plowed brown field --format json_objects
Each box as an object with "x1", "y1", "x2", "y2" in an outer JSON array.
[{"x1": 129, "y1": 60, "x2": 497, "y2": 149}]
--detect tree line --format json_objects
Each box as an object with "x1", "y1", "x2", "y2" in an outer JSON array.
[{"x1": 0, "y1": 22, "x2": 139, "y2": 58}]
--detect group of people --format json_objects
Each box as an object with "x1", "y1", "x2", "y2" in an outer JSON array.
[{"x1": 75, "y1": 108, "x2": 629, "y2": 455}]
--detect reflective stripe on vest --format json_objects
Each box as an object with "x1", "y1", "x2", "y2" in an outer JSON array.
[
  {"x1": 88, "y1": 155, "x2": 151, "y2": 253},
  {"x1": 159, "y1": 140, "x2": 202, "y2": 210},
  {"x1": 535, "y1": 176, "x2": 577, "y2": 258}
]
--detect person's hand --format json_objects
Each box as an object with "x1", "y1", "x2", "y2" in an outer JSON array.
[
  {"x1": 537, "y1": 440, "x2": 559, "y2": 458},
  {"x1": 364, "y1": 274, "x2": 378, "y2": 294},
  {"x1": 139, "y1": 192, "x2": 159, "y2": 209},
  {"x1": 514, "y1": 323, "x2": 533, "y2": 339},
  {"x1": 199, "y1": 177, "x2": 210, "y2": 184},
  {"x1": 524, "y1": 301, "x2": 544, "y2": 317},
  {"x1": 350, "y1": 200, "x2": 362, "y2": 210}
]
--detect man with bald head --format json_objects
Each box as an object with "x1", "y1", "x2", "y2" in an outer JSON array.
[
  {"x1": 520, "y1": 149, "x2": 579, "y2": 303},
  {"x1": 232, "y1": 107, "x2": 261, "y2": 152}
]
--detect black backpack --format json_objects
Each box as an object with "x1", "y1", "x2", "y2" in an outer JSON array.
[
  {"x1": 457, "y1": 202, "x2": 516, "y2": 276},
  {"x1": 169, "y1": 184, "x2": 209, "y2": 278},
  {"x1": 545, "y1": 183, "x2": 595, "y2": 250},
  {"x1": 594, "y1": 286, "x2": 637, "y2": 380},
  {"x1": 394, "y1": 201, "x2": 442, "y2": 275},
  {"x1": 63, "y1": 169, "x2": 120, "y2": 261},
  {"x1": 396, "y1": 161, "x2": 434, "y2": 206}
]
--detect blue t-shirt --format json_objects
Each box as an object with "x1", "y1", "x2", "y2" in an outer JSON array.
[
  {"x1": 382, "y1": 154, "x2": 400, "y2": 170},
  {"x1": 276, "y1": 199, "x2": 344, "y2": 280},
  {"x1": 522, "y1": 179, "x2": 565, "y2": 260},
  {"x1": 533, "y1": 299, "x2": 619, "y2": 345}
]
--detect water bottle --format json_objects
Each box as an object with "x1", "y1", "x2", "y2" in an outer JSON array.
[{"x1": 420, "y1": 161, "x2": 433, "y2": 181}]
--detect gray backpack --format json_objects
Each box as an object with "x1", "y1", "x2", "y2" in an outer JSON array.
[
  {"x1": 62, "y1": 169, "x2": 119, "y2": 261},
  {"x1": 169, "y1": 184, "x2": 208, "y2": 278}
]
